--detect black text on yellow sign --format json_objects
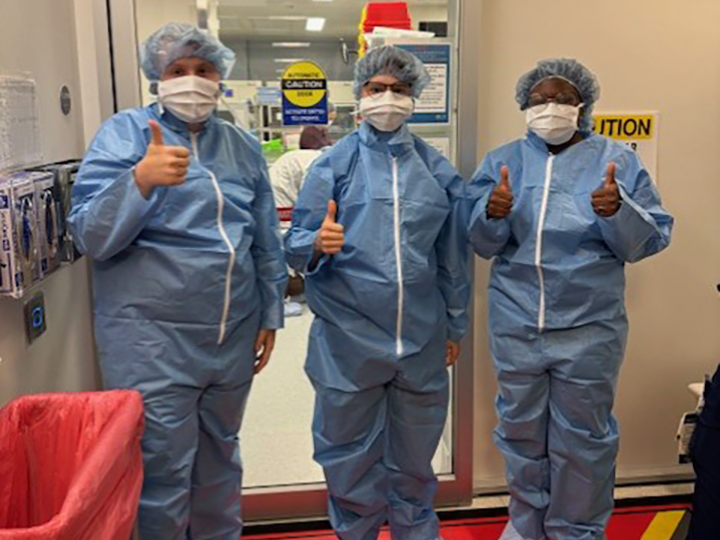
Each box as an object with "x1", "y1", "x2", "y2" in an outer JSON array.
[
  {"x1": 592, "y1": 114, "x2": 655, "y2": 140},
  {"x1": 281, "y1": 61, "x2": 328, "y2": 108}
]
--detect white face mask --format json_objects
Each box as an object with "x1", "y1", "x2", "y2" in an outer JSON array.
[
  {"x1": 526, "y1": 102, "x2": 582, "y2": 145},
  {"x1": 359, "y1": 91, "x2": 414, "y2": 132},
  {"x1": 158, "y1": 75, "x2": 220, "y2": 124}
]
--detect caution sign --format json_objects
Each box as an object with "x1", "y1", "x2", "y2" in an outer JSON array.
[
  {"x1": 281, "y1": 61, "x2": 328, "y2": 126},
  {"x1": 593, "y1": 112, "x2": 659, "y2": 182}
]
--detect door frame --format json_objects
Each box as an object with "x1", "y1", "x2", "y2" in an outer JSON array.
[{"x1": 106, "y1": 0, "x2": 481, "y2": 521}]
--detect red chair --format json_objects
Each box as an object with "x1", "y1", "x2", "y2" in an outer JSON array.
[{"x1": 0, "y1": 391, "x2": 144, "y2": 540}]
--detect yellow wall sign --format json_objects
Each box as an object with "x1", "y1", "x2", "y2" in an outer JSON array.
[
  {"x1": 592, "y1": 111, "x2": 660, "y2": 184},
  {"x1": 281, "y1": 61, "x2": 328, "y2": 126},
  {"x1": 593, "y1": 114, "x2": 655, "y2": 141}
]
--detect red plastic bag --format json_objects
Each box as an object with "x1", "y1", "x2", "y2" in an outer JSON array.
[{"x1": 0, "y1": 391, "x2": 144, "y2": 540}]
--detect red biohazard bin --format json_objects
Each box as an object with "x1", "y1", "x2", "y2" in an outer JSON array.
[
  {"x1": 362, "y1": 2, "x2": 413, "y2": 33},
  {"x1": 0, "y1": 391, "x2": 145, "y2": 540}
]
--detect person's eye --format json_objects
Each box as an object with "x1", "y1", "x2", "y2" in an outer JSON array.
[{"x1": 528, "y1": 95, "x2": 545, "y2": 107}]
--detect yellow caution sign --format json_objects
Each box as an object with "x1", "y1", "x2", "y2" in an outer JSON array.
[
  {"x1": 282, "y1": 61, "x2": 327, "y2": 107},
  {"x1": 593, "y1": 114, "x2": 655, "y2": 140},
  {"x1": 281, "y1": 61, "x2": 328, "y2": 126},
  {"x1": 591, "y1": 110, "x2": 660, "y2": 183}
]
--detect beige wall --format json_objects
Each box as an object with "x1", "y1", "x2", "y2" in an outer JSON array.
[
  {"x1": 472, "y1": 0, "x2": 720, "y2": 489},
  {"x1": 0, "y1": 0, "x2": 100, "y2": 405}
]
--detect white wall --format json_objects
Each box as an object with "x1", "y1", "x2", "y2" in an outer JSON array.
[
  {"x1": 136, "y1": 0, "x2": 197, "y2": 106},
  {"x1": 0, "y1": 0, "x2": 102, "y2": 405},
  {"x1": 472, "y1": 0, "x2": 720, "y2": 490},
  {"x1": 410, "y1": 5, "x2": 449, "y2": 26}
]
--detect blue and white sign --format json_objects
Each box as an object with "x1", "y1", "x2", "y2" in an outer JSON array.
[{"x1": 396, "y1": 43, "x2": 452, "y2": 125}]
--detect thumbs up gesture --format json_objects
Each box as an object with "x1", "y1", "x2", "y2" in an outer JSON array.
[
  {"x1": 592, "y1": 162, "x2": 621, "y2": 217},
  {"x1": 486, "y1": 165, "x2": 514, "y2": 220},
  {"x1": 134, "y1": 121, "x2": 191, "y2": 199},
  {"x1": 315, "y1": 200, "x2": 345, "y2": 255}
]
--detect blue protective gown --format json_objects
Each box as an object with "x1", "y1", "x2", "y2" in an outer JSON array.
[
  {"x1": 285, "y1": 122, "x2": 470, "y2": 540},
  {"x1": 69, "y1": 104, "x2": 287, "y2": 540},
  {"x1": 469, "y1": 132, "x2": 673, "y2": 540}
]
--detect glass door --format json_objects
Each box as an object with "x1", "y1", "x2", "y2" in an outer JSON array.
[{"x1": 108, "y1": 0, "x2": 479, "y2": 522}]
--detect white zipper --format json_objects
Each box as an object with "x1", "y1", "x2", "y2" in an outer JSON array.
[
  {"x1": 391, "y1": 156, "x2": 404, "y2": 356},
  {"x1": 535, "y1": 154, "x2": 554, "y2": 332},
  {"x1": 191, "y1": 133, "x2": 236, "y2": 345}
]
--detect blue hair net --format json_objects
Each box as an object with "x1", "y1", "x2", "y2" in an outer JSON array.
[
  {"x1": 353, "y1": 46, "x2": 430, "y2": 100},
  {"x1": 516, "y1": 58, "x2": 600, "y2": 133},
  {"x1": 140, "y1": 22, "x2": 236, "y2": 82}
]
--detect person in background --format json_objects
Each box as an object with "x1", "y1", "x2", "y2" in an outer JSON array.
[
  {"x1": 285, "y1": 45, "x2": 471, "y2": 540},
  {"x1": 68, "y1": 22, "x2": 287, "y2": 540},
  {"x1": 270, "y1": 125, "x2": 333, "y2": 211},
  {"x1": 271, "y1": 125, "x2": 334, "y2": 302},
  {"x1": 468, "y1": 58, "x2": 673, "y2": 540}
]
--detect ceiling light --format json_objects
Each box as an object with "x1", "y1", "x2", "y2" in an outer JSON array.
[
  {"x1": 251, "y1": 16, "x2": 306, "y2": 21},
  {"x1": 274, "y1": 58, "x2": 305, "y2": 63},
  {"x1": 306, "y1": 17, "x2": 326, "y2": 32},
  {"x1": 272, "y1": 42, "x2": 311, "y2": 48}
]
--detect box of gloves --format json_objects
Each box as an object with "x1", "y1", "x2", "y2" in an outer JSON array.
[
  {"x1": 0, "y1": 181, "x2": 12, "y2": 294},
  {"x1": 33, "y1": 161, "x2": 81, "y2": 263},
  {"x1": 0, "y1": 172, "x2": 39, "y2": 297},
  {"x1": 33, "y1": 171, "x2": 61, "y2": 277}
]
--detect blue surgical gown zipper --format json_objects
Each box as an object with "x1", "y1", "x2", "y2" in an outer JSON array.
[
  {"x1": 535, "y1": 154, "x2": 554, "y2": 332},
  {"x1": 391, "y1": 156, "x2": 404, "y2": 356},
  {"x1": 190, "y1": 132, "x2": 236, "y2": 345}
]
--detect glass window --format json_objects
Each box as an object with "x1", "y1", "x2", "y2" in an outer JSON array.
[{"x1": 133, "y1": 0, "x2": 457, "y2": 493}]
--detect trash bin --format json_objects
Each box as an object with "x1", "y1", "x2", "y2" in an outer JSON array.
[
  {"x1": 0, "y1": 390, "x2": 144, "y2": 540},
  {"x1": 687, "y1": 364, "x2": 720, "y2": 540}
]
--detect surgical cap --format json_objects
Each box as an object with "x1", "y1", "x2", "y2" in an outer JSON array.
[
  {"x1": 353, "y1": 46, "x2": 431, "y2": 100},
  {"x1": 140, "y1": 22, "x2": 236, "y2": 81},
  {"x1": 516, "y1": 58, "x2": 600, "y2": 133}
]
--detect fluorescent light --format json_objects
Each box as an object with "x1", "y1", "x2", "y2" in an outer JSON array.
[
  {"x1": 250, "y1": 16, "x2": 306, "y2": 21},
  {"x1": 274, "y1": 58, "x2": 305, "y2": 63},
  {"x1": 272, "y1": 42, "x2": 311, "y2": 48},
  {"x1": 306, "y1": 17, "x2": 326, "y2": 32}
]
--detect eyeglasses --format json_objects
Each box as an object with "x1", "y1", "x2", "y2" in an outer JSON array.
[
  {"x1": 364, "y1": 81, "x2": 414, "y2": 98},
  {"x1": 527, "y1": 92, "x2": 582, "y2": 108}
]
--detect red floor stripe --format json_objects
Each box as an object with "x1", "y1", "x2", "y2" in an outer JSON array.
[
  {"x1": 244, "y1": 504, "x2": 692, "y2": 540},
  {"x1": 605, "y1": 512, "x2": 658, "y2": 540}
]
